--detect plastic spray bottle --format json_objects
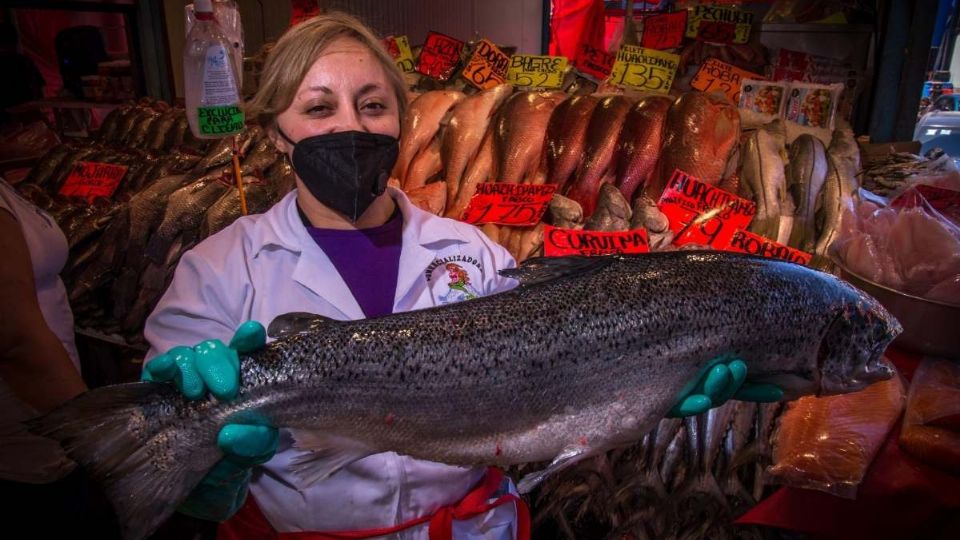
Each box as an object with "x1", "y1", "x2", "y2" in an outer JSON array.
[{"x1": 183, "y1": 0, "x2": 244, "y2": 139}]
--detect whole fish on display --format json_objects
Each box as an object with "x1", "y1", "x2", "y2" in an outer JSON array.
[
  {"x1": 565, "y1": 95, "x2": 634, "y2": 217},
  {"x1": 394, "y1": 90, "x2": 465, "y2": 187},
  {"x1": 544, "y1": 94, "x2": 600, "y2": 192},
  {"x1": 741, "y1": 119, "x2": 789, "y2": 242},
  {"x1": 35, "y1": 251, "x2": 899, "y2": 540},
  {"x1": 786, "y1": 134, "x2": 829, "y2": 252},
  {"x1": 614, "y1": 95, "x2": 673, "y2": 202},
  {"x1": 493, "y1": 91, "x2": 566, "y2": 184}
]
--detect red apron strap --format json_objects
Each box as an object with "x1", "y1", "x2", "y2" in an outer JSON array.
[
  {"x1": 275, "y1": 467, "x2": 530, "y2": 540},
  {"x1": 217, "y1": 494, "x2": 279, "y2": 540}
]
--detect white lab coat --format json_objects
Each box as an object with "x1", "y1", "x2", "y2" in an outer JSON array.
[{"x1": 144, "y1": 187, "x2": 520, "y2": 538}]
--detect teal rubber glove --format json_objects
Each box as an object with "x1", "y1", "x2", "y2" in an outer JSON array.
[
  {"x1": 142, "y1": 321, "x2": 279, "y2": 521},
  {"x1": 668, "y1": 358, "x2": 784, "y2": 417}
]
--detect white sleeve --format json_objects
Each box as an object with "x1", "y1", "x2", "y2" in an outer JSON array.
[{"x1": 142, "y1": 248, "x2": 247, "y2": 364}]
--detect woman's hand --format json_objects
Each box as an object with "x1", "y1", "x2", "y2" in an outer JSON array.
[{"x1": 142, "y1": 321, "x2": 280, "y2": 521}]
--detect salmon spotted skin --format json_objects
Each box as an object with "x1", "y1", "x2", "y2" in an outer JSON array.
[{"x1": 35, "y1": 252, "x2": 899, "y2": 540}]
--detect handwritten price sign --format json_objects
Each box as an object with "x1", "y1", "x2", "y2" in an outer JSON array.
[
  {"x1": 726, "y1": 229, "x2": 812, "y2": 266},
  {"x1": 690, "y1": 58, "x2": 763, "y2": 103},
  {"x1": 657, "y1": 169, "x2": 756, "y2": 249},
  {"x1": 609, "y1": 45, "x2": 680, "y2": 94},
  {"x1": 685, "y1": 5, "x2": 753, "y2": 44},
  {"x1": 573, "y1": 42, "x2": 615, "y2": 82},
  {"x1": 642, "y1": 10, "x2": 687, "y2": 50},
  {"x1": 461, "y1": 183, "x2": 556, "y2": 225},
  {"x1": 384, "y1": 35, "x2": 415, "y2": 73},
  {"x1": 416, "y1": 31, "x2": 464, "y2": 81},
  {"x1": 59, "y1": 161, "x2": 128, "y2": 203},
  {"x1": 462, "y1": 39, "x2": 510, "y2": 90},
  {"x1": 544, "y1": 226, "x2": 649, "y2": 257},
  {"x1": 507, "y1": 54, "x2": 567, "y2": 89}
]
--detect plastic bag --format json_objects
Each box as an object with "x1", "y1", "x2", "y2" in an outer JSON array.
[
  {"x1": 739, "y1": 79, "x2": 787, "y2": 116},
  {"x1": 900, "y1": 358, "x2": 960, "y2": 474},
  {"x1": 783, "y1": 81, "x2": 843, "y2": 130},
  {"x1": 769, "y1": 375, "x2": 905, "y2": 498}
]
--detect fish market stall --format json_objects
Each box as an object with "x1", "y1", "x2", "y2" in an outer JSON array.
[{"x1": 5, "y1": 1, "x2": 959, "y2": 539}]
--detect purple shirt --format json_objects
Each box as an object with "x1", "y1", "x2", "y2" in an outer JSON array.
[{"x1": 306, "y1": 211, "x2": 403, "y2": 319}]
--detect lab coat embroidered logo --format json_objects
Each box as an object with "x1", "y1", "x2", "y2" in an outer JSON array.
[{"x1": 425, "y1": 256, "x2": 483, "y2": 305}]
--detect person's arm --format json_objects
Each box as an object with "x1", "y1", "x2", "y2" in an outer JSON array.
[{"x1": 0, "y1": 210, "x2": 85, "y2": 413}]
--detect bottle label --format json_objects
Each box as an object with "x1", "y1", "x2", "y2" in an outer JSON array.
[{"x1": 202, "y1": 44, "x2": 240, "y2": 104}]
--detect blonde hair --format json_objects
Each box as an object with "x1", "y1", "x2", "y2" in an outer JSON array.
[{"x1": 246, "y1": 12, "x2": 407, "y2": 129}]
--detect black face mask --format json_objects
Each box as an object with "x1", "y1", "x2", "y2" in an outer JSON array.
[{"x1": 278, "y1": 128, "x2": 399, "y2": 222}]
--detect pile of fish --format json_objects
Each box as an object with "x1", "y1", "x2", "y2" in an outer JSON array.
[
  {"x1": 857, "y1": 148, "x2": 955, "y2": 196},
  {"x1": 394, "y1": 86, "x2": 743, "y2": 262},
  {"x1": 527, "y1": 402, "x2": 784, "y2": 540},
  {"x1": 17, "y1": 99, "x2": 294, "y2": 342}
]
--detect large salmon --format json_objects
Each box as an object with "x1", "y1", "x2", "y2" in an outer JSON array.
[{"x1": 35, "y1": 252, "x2": 899, "y2": 540}]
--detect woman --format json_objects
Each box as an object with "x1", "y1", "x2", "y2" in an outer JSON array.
[
  {"x1": 144, "y1": 13, "x2": 523, "y2": 539},
  {"x1": 143, "y1": 12, "x2": 762, "y2": 539},
  {"x1": 0, "y1": 177, "x2": 118, "y2": 537}
]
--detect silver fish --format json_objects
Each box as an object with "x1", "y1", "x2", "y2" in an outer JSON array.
[
  {"x1": 786, "y1": 134, "x2": 828, "y2": 252},
  {"x1": 36, "y1": 252, "x2": 899, "y2": 540},
  {"x1": 584, "y1": 183, "x2": 631, "y2": 231},
  {"x1": 812, "y1": 128, "x2": 860, "y2": 267},
  {"x1": 740, "y1": 119, "x2": 788, "y2": 241}
]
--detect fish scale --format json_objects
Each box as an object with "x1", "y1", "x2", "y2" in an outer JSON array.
[{"x1": 37, "y1": 252, "x2": 899, "y2": 540}]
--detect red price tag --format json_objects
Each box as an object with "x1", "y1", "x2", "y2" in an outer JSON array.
[
  {"x1": 573, "y1": 42, "x2": 615, "y2": 81},
  {"x1": 891, "y1": 184, "x2": 960, "y2": 224},
  {"x1": 697, "y1": 21, "x2": 737, "y2": 44},
  {"x1": 657, "y1": 169, "x2": 755, "y2": 249},
  {"x1": 461, "y1": 38, "x2": 510, "y2": 90},
  {"x1": 383, "y1": 36, "x2": 400, "y2": 58},
  {"x1": 725, "y1": 229, "x2": 812, "y2": 266},
  {"x1": 461, "y1": 183, "x2": 556, "y2": 225},
  {"x1": 544, "y1": 225, "x2": 649, "y2": 257},
  {"x1": 289, "y1": 0, "x2": 320, "y2": 27},
  {"x1": 58, "y1": 161, "x2": 128, "y2": 203},
  {"x1": 642, "y1": 11, "x2": 687, "y2": 50},
  {"x1": 416, "y1": 31, "x2": 464, "y2": 81}
]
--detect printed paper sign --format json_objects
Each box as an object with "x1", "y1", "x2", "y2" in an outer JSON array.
[
  {"x1": 690, "y1": 58, "x2": 763, "y2": 103},
  {"x1": 573, "y1": 42, "x2": 615, "y2": 81},
  {"x1": 641, "y1": 10, "x2": 687, "y2": 50},
  {"x1": 462, "y1": 39, "x2": 511, "y2": 90},
  {"x1": 685, "y1": 5, "x2": 753, "y2": 44},
  {"x1": 609, "y1": 45, "x2": 680, "y2": 94},
  {"x1": 197, "y1": 105, "x2": 245, "y2": 136},
  {"x1": 384, "y1": 35, "x2": 415, "y2": 73},
  {"x1": 544, "y1": 226, "x2": 649, "y2": 257},
  {"x1": 725, "y1": 229, "x2": 812, "y2": 265},
  {"x1": 59, "y1": 161, "x2": 128, "y2": 203},
  {"x1": 507, "y1": 55, "x2": 568, "y2": 89},
  {"x1": 657, "y1": 169, "x2": 756, "y2": 248},
  {"x1": 461, "y1": 183, "x2": 556, "y2": 225},
  {"x1": 416, "y1": 31, "x2": 464, "y2": 81}
]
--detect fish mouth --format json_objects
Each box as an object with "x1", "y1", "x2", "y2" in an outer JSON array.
[{"x1": 816, "y1": 299, "x2": 901, "y2": 396}]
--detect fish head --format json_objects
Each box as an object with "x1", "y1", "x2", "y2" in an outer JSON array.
[{"x1": 817, "y1": 280, "x2": 902, "y2": 395}]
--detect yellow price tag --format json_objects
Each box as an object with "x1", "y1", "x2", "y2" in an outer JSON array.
[
  {"x1": 506, "y1": 55, "x2": 568, "y2": 89},
  {"x1": 685, "y1": 5, "x2": 754, "y2": 44},
  {"x1": 608, "y1": 45, "x2": 679, "y2": 94},
  {"x1": 394, "y1": 35, "x2": 415, "y2": 73},
  {"x1": 461, "y1": 39, "x2": 510, "y2": 90}
]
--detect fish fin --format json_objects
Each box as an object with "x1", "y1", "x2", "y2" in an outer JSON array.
[
  {"x1": 29, "y1": 382, "x2": 218, "y2": 540},
  {"x1": 517, "y1": 444, "x2": 597, "y2": 493},
  {"x1": 267, "y1": 312, "x2": 338, "y2": 339},
  {"x1": 499, "y1": 255, "x2": 616, "y2": 286},
  {"x1": 288, "y1": 430, "x2": 375, "y2": 487}
]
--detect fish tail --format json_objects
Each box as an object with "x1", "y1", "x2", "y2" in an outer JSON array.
[{"x1": 30, "y1": 382, "x2": 220, "y2": 540}]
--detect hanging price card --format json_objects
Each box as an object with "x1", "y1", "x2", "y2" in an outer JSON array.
[
  {"x1": 690, "y1": 58, "x2": 763, "y2": 103},
  {"x1": 59, "y1": 161, "x2": 128, "y2": 203},
  {"x1": 461, "y1": 39, "x2": 511, "y2": 90},
  {"x1": 608, "y1": 45, "x2": 680, "y2": 94},
  {"x1": 641, "y1": 10, "x2": 687, "y2": 50},
  {"x1": 384, "y1": 35, "x2": 415, "y2": 73},
  {"x1": 726, "y1": 229, "x2": 812, "y2": 266},
  {"x1": 685, "y1": 5, "x2": 753, "y2": 44},
  {"x1": 289, "y1": 0, "x2": 321, "y2": 27},
  {"x1": 507, "y1": 54, "x2": 568, "y2": 89},
  {"x1": 416, "y1": 31, "x2": 464, "y2": 81},
  {"x1": 656, "y1": 169, "x2": 756, "y2": 248},
  {"x1": 544, "y1": 225, "x2": 649, "y2": 257},
  {"x1": 573, "y1": 42, "x2": 615, "y2": 81},
  {"x1": 461, "y1": 183, "x2": 556, "y2": 225}
]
